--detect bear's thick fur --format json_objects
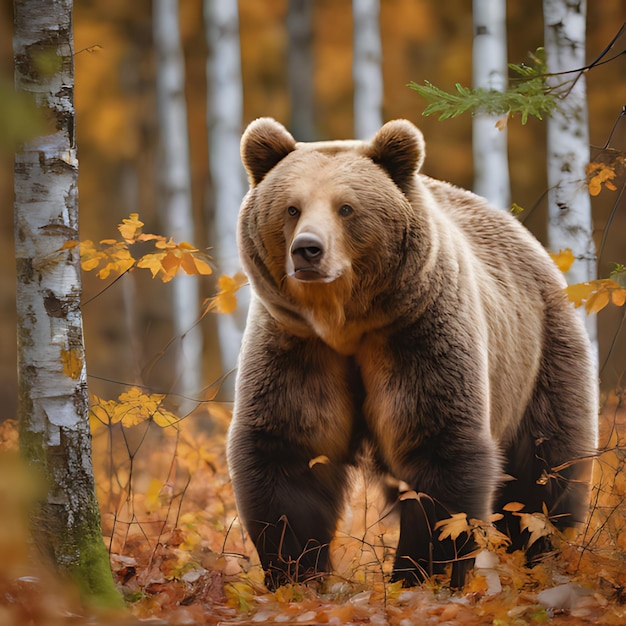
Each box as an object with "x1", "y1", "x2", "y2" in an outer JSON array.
[{"x1": 227, "y1": 118, "x2": 597, "y2": 589}]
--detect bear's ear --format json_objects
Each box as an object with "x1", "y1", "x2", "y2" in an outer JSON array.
[
  {"x1": 366, "y1": 120, "x2": 425, "y2": 192},
  {"x1": 241, "y1": 118, "x2": 297, "y2": 187}
]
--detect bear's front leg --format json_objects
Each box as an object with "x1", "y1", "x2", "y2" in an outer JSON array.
[
  {"x1": 359, "y1": 325, "x2": 501, "y2": 589},
  {"x1": 229, "y1": 426, "x2": 350, "y2": 589},
  {"x1": 388, "y1": 433, "x2": 498, "y2": 590},
  {"x1": 391, "y1": 489, "x2": 476, "y2": 589},
  {"x1": 228, "y1": 309, "x2": 354, "y2": 589}
]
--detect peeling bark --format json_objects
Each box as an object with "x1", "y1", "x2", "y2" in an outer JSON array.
[
  {"x1": 13, "y1": 0, "x2": 121, "y2": 606},
  {"x1": 543, "y1": 0, "x2": 598, "y2": 354}
]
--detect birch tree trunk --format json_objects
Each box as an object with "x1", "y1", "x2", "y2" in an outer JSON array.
[
  {"x1": 288, "y1": 0, "x2": 315, "y2": 140},
  {"x1": 543, "y1": 0, "x2": 597, "y2": 353},
  {"x1": 353, "y1": 0, "x2": 383, "y2": 139},
  {"x1": 13, "y1": 0, "x2": 120, "y2": 605},
  {"x1": 153, "y1": 0, "x2": 203, "y2": 411},
  {"x1": 204, "y1": 0, "x2": 247, "y2": 395},
  {"x1": 472, "y1": 0, "x2": 510, "y2": 209}
]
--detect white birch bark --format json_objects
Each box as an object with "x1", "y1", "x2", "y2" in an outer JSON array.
[
  {"x1": 204, "y1": 0, "x2": 247, "y2": 394},
  {"x1": 543, "y1": 0, "x2": 597, "y2": 353},
  {"x1": 472, "y1": 0, "x2": 510, "y2": 209},
  {"x1": 353, "y1": 0, "x2": 383, "y2": 139},
  {"x1": 153, "y1": 0, "x2": 203, "y2": 410},
  {"x1": 288, "y1": 0, "x2": 315, "y2": 140},
  {"x1": 13, "y1": 0, "x2": 119, "y2": 603}
]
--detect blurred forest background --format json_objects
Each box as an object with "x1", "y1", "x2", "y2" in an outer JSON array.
[{"x1": 1, "y1": 0, "x2": 625, "y2": 421}]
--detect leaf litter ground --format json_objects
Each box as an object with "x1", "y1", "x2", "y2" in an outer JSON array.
[{"x1": 2, "y1": 394, "x2": 626, "y2": 624}]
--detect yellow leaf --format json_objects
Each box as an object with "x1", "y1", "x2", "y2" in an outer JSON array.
[
  {"x1": 516, "y1": 511, "x2": 554, "y2": 548},
  {"x1": 137, "y1": 251, "x2": 167, "y2": 278},
  {"x1": 186, "y1": 253, "x2": 213, "y2": 276},
  {"x1": 308, "y1": 455, "x2": 330, "y2": 468},
  {"x1": 225, "y1": 581, "x2": 256, "y2": 612},
  {"x1": 144, "y1": 478, "x2": 163, "y2": 512},
  {"x1": 549, "y1": 248, "x2": 575, "y2": 273},
  {"x1": 60, "y1": 347, "x2": 83, "y2": 379},
  {"x1": 118, "y1": 213, "x2": 144, "y2": 243},
  {"x1": 206, "y1": 272, "x2": 248, "y2": 314},
  {"x1": 89, "y1": 399, "x2": 112, "y2": 433},
  {"x1": 96, "y1": 243, "x2": 135, "y2": 279},
  {"x1": 564, "y1": 282, "x2": 596, "y2": 308},
  {"x1": 567, "y1": 279, "x2": 626, "y2": 313},
  {"x1": 79, "y1": 240, "x2": 102, "y2": 271},
  {"x1": 434, "y1": 512, "x2": 470, "y2": 541},
  {"x1": 152, "y1": 406, "x2": 180, "y2": 429}
]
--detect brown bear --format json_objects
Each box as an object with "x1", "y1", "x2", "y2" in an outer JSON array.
[{"x1": 227, "y1": 117, "x2": 597, "y2": 590}]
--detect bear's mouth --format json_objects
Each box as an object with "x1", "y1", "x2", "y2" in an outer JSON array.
[{"x1": 292, "y1": 268, "x2": 330, "y2": 282}]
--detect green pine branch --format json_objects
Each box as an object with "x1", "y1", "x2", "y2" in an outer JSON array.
[{"x1": 408, "y1": 48, "x2": 568, "y2": 124}]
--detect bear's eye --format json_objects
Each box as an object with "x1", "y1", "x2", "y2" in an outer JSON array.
[
  {"x1": 339, "y1": 204, "x2": 354, "y2": 217},
  {"x1": 287, "y1": 206, "x2": 300, "y2": 217}
]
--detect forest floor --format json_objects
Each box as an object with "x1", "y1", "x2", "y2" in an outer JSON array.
[{"x1": 2, "y1": 393, "x2": 626, "y2": 625}]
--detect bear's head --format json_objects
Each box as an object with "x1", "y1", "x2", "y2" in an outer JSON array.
[{"x1": 237, "y1": 118, "x2": 432, "y2": 352}]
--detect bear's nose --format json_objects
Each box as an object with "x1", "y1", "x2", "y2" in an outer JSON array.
[{"x1": 291, "y1": 233, "x2": 324, "y2": 265}]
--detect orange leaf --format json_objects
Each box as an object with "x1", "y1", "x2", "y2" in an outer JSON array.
[
  {"x1": 495, "y1": 114, "x2": 508, "y2": 131},
  {"x1": 585, "y1": 288, "x2": 610, "y2": 314},
  {"x1": 612, "y1": 288, "x2": 626, "y2": 307},
  {"x1": 550, "y1": 248, "x2": 575, "y2": 273},
  {"x1": 502, "y1": 502, "x2": 525, "y2": 512},
  {"x1": 207, "y1": 272, "x2": 247, "y2": 314},
  {"x1": 586, "y1": 161, "x2": 617, "y2": 196},
  {"x1": 308, "y1": 455, "x2": 330, "y2": 468},
  {"x1": 160, "y1": 250, "x2": 182, "y2": 281}
]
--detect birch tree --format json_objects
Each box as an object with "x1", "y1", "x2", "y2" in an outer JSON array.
[
  {"x1": 543, "y1": 0, "x2": 597, "y2": 352},
  {"x1": 204, "y1": 0, "x2": 247, "y2": 392},
  {"x1": 153, "y1": 0, "x2": 203, "y2": 410},
  {"x1": 472, "y1": 0, "x2": 510, "y2": 209},
  {"x1": 288, "y1": 0, "x2": 315, "y2": 140},
  {"x1": 353, "y1": 0, "x2": 383, "y2": 139},
  {"x1": 13, "y1": 0, "x2": 120, "y2": 604}
]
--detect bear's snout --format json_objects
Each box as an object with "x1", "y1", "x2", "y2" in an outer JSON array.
[
  {"x1": 290, "y1": 233, "x2": 326, "y2": 280},
  {"x1": 291, "y1": 233, "x2": 324, "y2": 263}
]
